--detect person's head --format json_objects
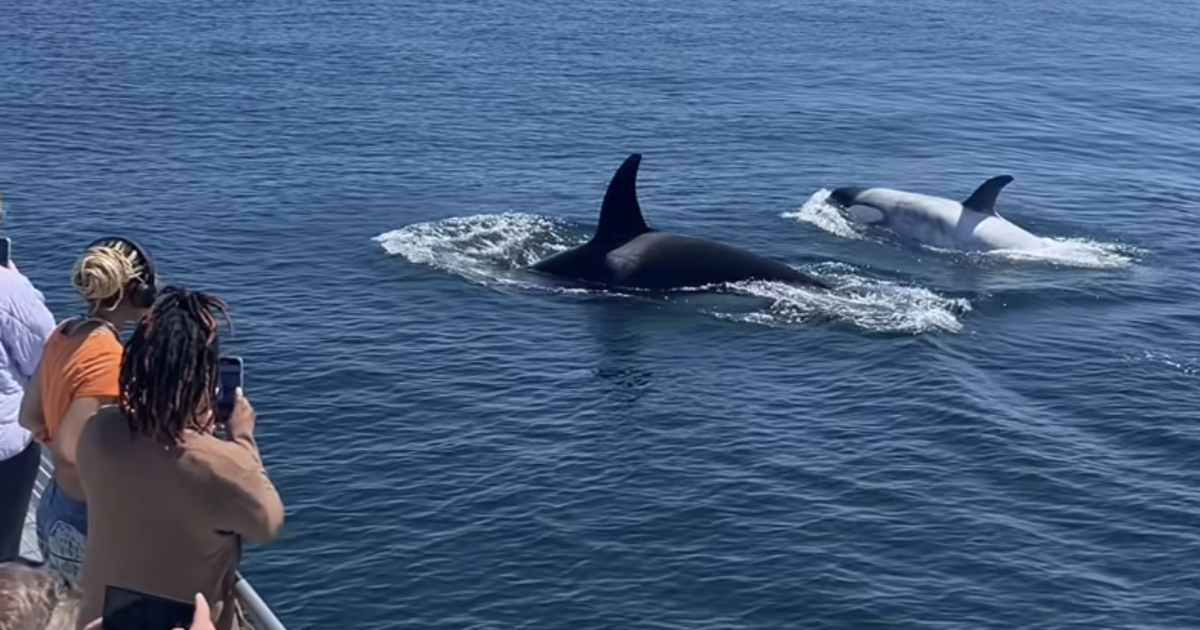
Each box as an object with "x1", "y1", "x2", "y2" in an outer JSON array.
[
  {"x1": 72, "y1": 237, "x2": 159, "y2": 324},
  {"x1": 119, "y1": 286, "x2": 233, "y2": 447},
  {"x1": 0, "y1": 562, "x2": 81, "y2": 630}
]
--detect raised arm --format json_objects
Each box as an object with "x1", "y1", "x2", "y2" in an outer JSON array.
[
  {"x1": 205, "y1": 443, "x2": 285, "y2": 543},
  {"x1": 202, "y1": 391, "x2": 284, "y2": 543}
]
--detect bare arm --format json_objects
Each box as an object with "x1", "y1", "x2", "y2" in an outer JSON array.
[
  {"x1": 18, "y1": 369, "x2": 47, "y2": 439},
  {"x1": 48, "y1": 328, "x2": 122, "y2": 462},
  {"x1": 51, "y1": 396, "x2": 113, "y2": 468}
]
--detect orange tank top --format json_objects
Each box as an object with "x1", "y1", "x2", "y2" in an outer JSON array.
[{"x1": 35, "y1": 320, "x2": 123, "y2": 443}]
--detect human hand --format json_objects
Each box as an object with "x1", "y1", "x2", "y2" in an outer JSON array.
[
  {"x1": 175, "y1": 592, "x2": 216, "y2": 630},
  {"x1": 226, "y1": 388, "x2": 256, "y2": 440}
]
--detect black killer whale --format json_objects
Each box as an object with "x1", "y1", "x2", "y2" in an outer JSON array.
[{"x1": 528, "y1": 154, "x2": 829, "y2": 292}]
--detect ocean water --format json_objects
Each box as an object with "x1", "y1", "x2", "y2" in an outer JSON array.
[{"x1": 2, "y1": 0, "x2": 1199, "y2": 628}]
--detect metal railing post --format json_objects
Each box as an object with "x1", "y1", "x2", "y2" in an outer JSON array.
[{"x1": 235, "y1": 572, "x2": 288, "y2": 630}]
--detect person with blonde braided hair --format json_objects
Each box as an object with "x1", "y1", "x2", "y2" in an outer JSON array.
[{"x1": 18, "y1": 236, "x2": 160, "y2": 587}]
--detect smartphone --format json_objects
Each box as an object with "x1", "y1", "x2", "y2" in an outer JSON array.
[
  {"x1": 215, "y1": 356, "x2": 244, "y2": 422},
  {"x1": 0, "y1": 237, "x2": 10, "y2": 267},
  {"x1": 101, "y1": 585, "x2": 196, "y2": 630}
]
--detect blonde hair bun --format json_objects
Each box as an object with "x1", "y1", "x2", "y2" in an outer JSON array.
[{"x1": 72, "y1": 242, "x2": 141, "y2": 306}]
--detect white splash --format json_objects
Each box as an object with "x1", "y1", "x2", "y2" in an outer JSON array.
[
  {"x1": 1124, "y1": 351, "x2": 1199, "y2": 378},
  {"x1": 714, "y1": 263, "x2": 971, "y2": 334},
  {"x1": 374, "y1": 212, "x2": 580, "y2": 288},
  {"x1": 782, "y1": 189, "x2": 866, "y2": 241},
  {"x1": 376, "y1": 213, "x2": 971, "y2": 334}
]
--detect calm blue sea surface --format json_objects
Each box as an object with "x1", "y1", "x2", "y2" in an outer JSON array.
[{"x1": 3, "y1": 0, "x2": 1199, "y2": 628}]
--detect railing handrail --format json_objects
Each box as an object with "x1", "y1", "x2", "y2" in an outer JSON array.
[{"x1": 235, "y1": 572, "x2": 288, "y2": 630}]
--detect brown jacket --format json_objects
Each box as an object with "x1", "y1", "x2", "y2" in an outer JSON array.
[{"x1": 73, "y1": 407, "x2": 284, "y2": 630}]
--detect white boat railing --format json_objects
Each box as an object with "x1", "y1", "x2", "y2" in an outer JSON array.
[
  {"x1": 235, "y1": 573, "x2": 287, "y2": 630},
  {"x1": 21, "y1": 453, "x2": 289, "y2": 630}
]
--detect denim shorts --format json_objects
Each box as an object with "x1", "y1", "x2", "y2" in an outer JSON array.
[{"x1": 35, "y1": 477, "x2": 88, "y2": 586}]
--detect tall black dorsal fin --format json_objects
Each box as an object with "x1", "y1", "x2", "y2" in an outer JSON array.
[
  {"x1": 592, "y1": 153, "x2": 651, "y2": 242},
  {"x1": 962, "y1": 175, "x2": 1015, "y2": 215}
]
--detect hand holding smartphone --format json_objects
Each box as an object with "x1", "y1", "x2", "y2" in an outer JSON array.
[
  {"x1": 215, "y1": 356, "x2": 244, "y2": 424},
  {"x1": 101, "y1": 585, "x2": 196, "y2": 630}
]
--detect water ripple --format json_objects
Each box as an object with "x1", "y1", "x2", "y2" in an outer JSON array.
[
  {"x1": 376, "y1": 213, "x2": 970, "y2": 334},
  {"x1": 3, "y1": 0, "x2": 1200, "y2": 629}
]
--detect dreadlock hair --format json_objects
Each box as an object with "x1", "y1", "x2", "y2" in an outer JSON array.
[{"x1": 119, "y1": 286, "x2": 233, "y2": 448}]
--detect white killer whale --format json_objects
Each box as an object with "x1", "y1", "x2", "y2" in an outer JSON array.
[{"x1": 826, "y1": 176, "x2": 1052, "y2": 252}]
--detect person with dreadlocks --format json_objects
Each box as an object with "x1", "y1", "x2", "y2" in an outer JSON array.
[
  {"x1": 71, "y1": 286, "x2": 283, "y2": 630},
  {"x1": 19, "y1": 237, "x2": 159, "y2": 586}
]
